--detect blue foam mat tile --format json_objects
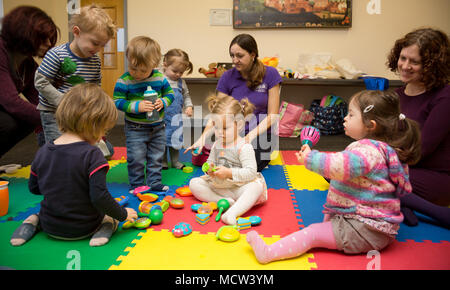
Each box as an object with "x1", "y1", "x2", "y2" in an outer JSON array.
[
  {"x1": 261, "y1": 165, "x2": 289, "y2": 189},
  {"x1": 178, "y1": 150, "x2": 193, "y2": 163},
  {"x1": 291, "y1": 188, "x2": 450, "y2": 243},
  {"x1": 396, "y1": 212, "x2": 450, "y2": 243},
  {"x1": 291, "y1": 189, "x2": 328, "y2": 226}
]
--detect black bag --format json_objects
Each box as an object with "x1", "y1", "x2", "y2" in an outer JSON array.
[{"x1": 309, "y1": 95, "x2": 347, "y2": 135}]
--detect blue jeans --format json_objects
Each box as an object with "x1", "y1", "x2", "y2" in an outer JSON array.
[
  {"x1": 40, "y1": 111, "x2": 61, "y2": 143},
  {"x1": 125, "y1": 120, "x2": 166, "y2": 190}
]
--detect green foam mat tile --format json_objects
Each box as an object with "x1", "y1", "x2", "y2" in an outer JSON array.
[
  {"x1": 0, "y1": 178, "x2": 42, "y2": 222},
  {"x1": 0, "y1": 221, "x2": 141, "y2": 270}
]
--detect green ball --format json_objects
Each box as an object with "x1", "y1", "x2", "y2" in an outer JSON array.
[{"x1": 149, "y1": 209, "x2": 163, "y2": 225}]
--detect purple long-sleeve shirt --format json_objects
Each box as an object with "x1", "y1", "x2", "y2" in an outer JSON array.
[
  {"x1": 0, "y1": 38, "x2": 41, "y2": 126},
  {"x1": 396, "y1": 85, "x2": 450, "y2": 174}
]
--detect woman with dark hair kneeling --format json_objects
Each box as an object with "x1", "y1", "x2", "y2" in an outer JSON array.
[
  {"x1": 387, "y1": 27, "x2": 450, "y2": 228},
  {"x1": 0, "y1": 6, "x2": 59, "y2": 159}
]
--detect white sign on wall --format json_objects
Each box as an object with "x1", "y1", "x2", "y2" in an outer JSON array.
[{"x1": 367, "y1": 0, "x2": 382, "y2": 15}]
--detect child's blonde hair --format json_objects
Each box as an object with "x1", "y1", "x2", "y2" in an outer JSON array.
[
  {"x1": 56, "y1": 83, "x2": 118, "y2": 142},
  {"x1": 69, "y1": 4, "x2": 116, "y2": 39},
  {"x1": 206, "y1": 94, "x2": 255, "y2": 121},
  {"x1": 126, "y1": 36, "x2": 161, "y2": 70},
  {"x1": 163, "y1": 48, "x2": 193, "y2": 75},
  {"x1": 350, "y1": 90, "x2": 421, "y2": 165}
]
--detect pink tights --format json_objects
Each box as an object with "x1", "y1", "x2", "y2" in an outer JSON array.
[{"x1": 246, "y1": 222, "x2": 337, "y2": 264}]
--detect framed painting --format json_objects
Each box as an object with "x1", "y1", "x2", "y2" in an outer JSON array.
[{"x1": 233, "y1": 0, "x2": 352, "y2": 28}]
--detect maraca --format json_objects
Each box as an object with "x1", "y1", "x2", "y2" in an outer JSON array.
[
  {"x1": 215, "y1": 199, "x2": 230, "y2": 222},
  {"x1": 300, "y1": 125, "x2": 320, "y2": 147}
]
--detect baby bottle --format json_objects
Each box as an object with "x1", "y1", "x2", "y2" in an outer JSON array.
[
  {"x1": 143, "y1": 86, "x2": 159, "y2": 122},
  {"x1": 0, "y1": 180, "x2": 9, "y2": 217}
]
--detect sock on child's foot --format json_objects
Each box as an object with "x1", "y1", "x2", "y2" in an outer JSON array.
[
  {"x1": 246, "y1": 231, "x2": 271, "y2": 264},
  {"x1": 10, "y1": 214, "x2": 39, "y2": 246},
  {"x1": 247, "y1": 222, "x2": 337, "y2": 264},
  {"x1": 89, "y1": 219, "x2": 118, "y2": 247},
  {"x1": 221, "y1": 212, "x2": 237, "y2": 225}
]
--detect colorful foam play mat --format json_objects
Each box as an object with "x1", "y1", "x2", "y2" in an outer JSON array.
[{"x1": 1, "y1": 149, "x2": 449, "y2": 270}]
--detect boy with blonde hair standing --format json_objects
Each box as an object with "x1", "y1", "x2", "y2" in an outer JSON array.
[
  {"x1": 35, "y1": 4, "x2": 116, "y2": 144},
  {"x1": 113, "y1": 36, "x2": 174, "y2": 193}
]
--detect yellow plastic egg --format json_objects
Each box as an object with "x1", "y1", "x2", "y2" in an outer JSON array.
[{"x1": 216, "y1": 225, "x2": 240, "y2": 242}]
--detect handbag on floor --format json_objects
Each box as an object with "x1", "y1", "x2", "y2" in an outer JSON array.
[
  {"x1": 309, "y1": 95, "x2": 347, "y2": 135},
  {"x1": 277, "y1": 101, "x2": 314, "y2": 137}
]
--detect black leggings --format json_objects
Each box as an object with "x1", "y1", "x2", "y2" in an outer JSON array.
[
  {"x1": 252, "y1": 131, "x2": 278, "y2": 172},
  {"x1": 0, "y1": 108, "x2": 36, "y2": 158}
]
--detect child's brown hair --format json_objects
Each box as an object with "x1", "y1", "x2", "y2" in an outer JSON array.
[
  {"x1": 163, "y1": 48, "x2": 193, "y2": 75},
  {"x1": 56, "y1": 83, "x2": 118, "y2": 142},
  {"x1": 350, "y1": 89, "x2": 421, "y2": 165},
  {"x1": 126, "y1": 36, "x2": 161, "y2": 70}
]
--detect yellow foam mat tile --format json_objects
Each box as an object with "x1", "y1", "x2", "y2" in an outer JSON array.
[
  {"x1": 108, "y1": 157, "x2": 127, "y2": 169},
  {"x1": 0, "y1": 165, "x2": 31, "y2": 179},
  {"x1": 284, "y1": 165, "x2": 329, "y2": 191},
  {"x1": 269, "y1": 151, "x2": 283, "y2": 165},
  {"x1": 109, "y1": 229, "x2": 316, "y2": 270}
]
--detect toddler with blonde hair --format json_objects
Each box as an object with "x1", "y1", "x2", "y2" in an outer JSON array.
[{"x1": 189, "y1": 94, "x2": 268, "y2": 225}]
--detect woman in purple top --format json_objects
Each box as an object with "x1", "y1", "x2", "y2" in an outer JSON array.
[
  {"x1": 186, "y1": 34, "x2": 282, "y2": 172},
  {"x1": 0, "y1": 6, "x2": 58, "y2": 159},
  {"x1": 387, "y1": 27, "x2": 450, "y2": 228}
]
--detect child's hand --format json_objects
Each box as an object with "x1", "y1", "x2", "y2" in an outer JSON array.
[
  {"x1": 295, "y1": 144, "x2": 311, "y2": 165},
  {"x1": 211, "y1": 166, "x2": 232, "y2": 179},
  {"x1": 184, "y1": 106, "x2": 193, "y2": 117},
  {"x1": 138, "y1": 100, "x2": 155, "y2": 113},
  {"x1": 125, "y1": 207, "x2": 138, "y2": 222},
  {"x1": 154, "y1": 98, "x2": 164, "y2": 111},
  {"x1": 185, "y1": 139, "x2": 204, "y2": 155}
]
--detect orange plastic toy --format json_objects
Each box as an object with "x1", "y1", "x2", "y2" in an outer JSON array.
[
  {"x1": 137, "y1": 193, "x2": 158, "y2": 202},
  {"x1": 0, "y1": 181, "x2": 9, "y2": 217},
  {"x1": 176, "y1": 185, "x2": 192, "y2": 197}
]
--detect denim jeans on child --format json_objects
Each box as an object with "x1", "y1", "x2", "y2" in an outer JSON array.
[
  {"x1": 125, "y1": 120, "x2": 166, "y2": 190},
  {"x1": 40, "y1": 111, "x2": 62, "y2": 143}
]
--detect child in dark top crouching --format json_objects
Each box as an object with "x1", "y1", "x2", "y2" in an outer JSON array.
[{"x1": 11, "y1": 83, "x2": 137, "y2": 247}]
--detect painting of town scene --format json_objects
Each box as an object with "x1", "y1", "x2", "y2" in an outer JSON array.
[{"x1": 233, "y1": 0, "x2": 352, "y2": 28}]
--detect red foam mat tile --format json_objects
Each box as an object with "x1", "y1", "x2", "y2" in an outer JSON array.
[
  {"x1": 149, "y1": 188, "x2": 301, "y2": 237},
  {"x1": 111, "y1": 146, "x2": 127, "y2": 160},
  {"x1": 310, "y1": 240, "x2": 450, "y2": 270},
  {"x1": 280, "y1": 151, "x2": 300, "y2": 165}
]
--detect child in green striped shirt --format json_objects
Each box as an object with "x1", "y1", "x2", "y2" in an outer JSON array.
[{"x1": 113, "y1": 36, "x2": 174, "y2": 192}]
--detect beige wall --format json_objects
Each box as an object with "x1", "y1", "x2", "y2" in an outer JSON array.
[
  {"x1": 4, "y1": 0, "x2": 449, "y2": 78},
  {"x1": 127, "y1": 0, "x2": 450, "y2": 79}
]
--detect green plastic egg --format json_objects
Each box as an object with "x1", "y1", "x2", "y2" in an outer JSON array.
[{"x1": 149, "y1": 209, "x2": 163, "y2": 225}]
